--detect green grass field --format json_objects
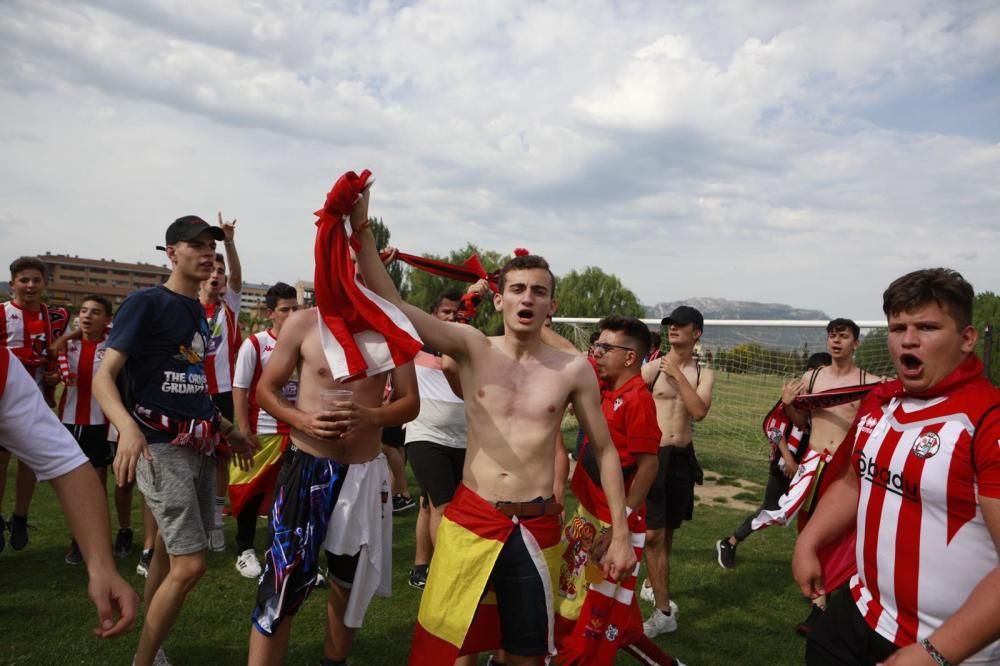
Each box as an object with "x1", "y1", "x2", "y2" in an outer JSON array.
[{"x1": 0, "y1": 419, "x2": 809, "y2": 666}]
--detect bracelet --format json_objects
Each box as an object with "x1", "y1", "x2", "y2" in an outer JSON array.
[
  {"x1": 919, "y1": 638, "x2": 952, "y2": 666},
  {"x1": 224, "y1": 240, "x2": 235, "y2": 246}
]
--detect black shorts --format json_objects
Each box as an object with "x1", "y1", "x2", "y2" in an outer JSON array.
[
  {"x1": 806, "y1": 586, "x2": 897, "y2": 665},
  {"x1": 211, "y1": 391, "x2": 234, "y2": 421},
  {"x1": 381, "y1": 424, "x2": 405, "y2": 448},
  {"x1": 408, "y1": 441, "x2": 465, "y2": 507},
  {"x1": 490, "y1": 526, "x2": 551, "y2": 657},
  {"x1": 645, "y1": 444, "x2": 701, "y2": 530},
  {"x1": 65, "y1": 424, "x2": 115, "y2": 468}
]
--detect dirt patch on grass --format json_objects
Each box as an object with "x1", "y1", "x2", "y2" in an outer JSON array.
[{"x1": 695, "y1": 472, "x2": 761, "y2": 512}]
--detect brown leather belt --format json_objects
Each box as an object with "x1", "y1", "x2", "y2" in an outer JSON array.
[{"x1": 494, "y1": 497, "x2": 563, "y2": 518}]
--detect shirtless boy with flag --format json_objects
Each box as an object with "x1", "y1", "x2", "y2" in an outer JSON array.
[{"x1": 349, "y1": 183, "x2": 636, "y2": 665}]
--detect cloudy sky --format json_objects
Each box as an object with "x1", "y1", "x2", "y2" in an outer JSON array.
[{"x1": 2, "y1": 0, "x2": 997, "y2": 318}]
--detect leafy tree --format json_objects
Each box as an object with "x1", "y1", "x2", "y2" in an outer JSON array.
[
  {"x1": 553, "y1": 266, "x2": 644, "y2": 319},
  {"x1": 974, "y1": 291, "x2": 1000, "y2": 385},
  {"x1": 367, "y1": 217, "x2": 407, "y2": 297}
]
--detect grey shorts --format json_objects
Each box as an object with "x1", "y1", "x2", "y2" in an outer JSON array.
[{"x1": 137, "y1": 442, "x2": 216, "y2": 556}]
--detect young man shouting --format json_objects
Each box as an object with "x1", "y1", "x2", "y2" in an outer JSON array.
[
  {"x1": 350, "y1": 185, "x2": 636, "y2": 665},
  {"x1": 793, "y1": 268, "x2": 1000, "y2": 665}
]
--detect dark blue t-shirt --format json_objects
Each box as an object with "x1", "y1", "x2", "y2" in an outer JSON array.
[{"x1": 107, "y1": 286, "x2": 215, "y2": 443}]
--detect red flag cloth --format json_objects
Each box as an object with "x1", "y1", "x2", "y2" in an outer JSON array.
[
  {"x1": 313, "y1": 170, "x2": 422, "y2": 382},
  {"x1": 388, "y1": 251, "x2": 498, "y2": 291}
]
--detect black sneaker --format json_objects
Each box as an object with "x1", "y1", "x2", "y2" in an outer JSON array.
[
  {"x1": 114, "y1": 528, "x2": 134, "y2": 558},
  {"x1": 9, "y1": 513, "x2": 29, "y2": 551},
  {"x1": 716, "y1": 538, "x2": 736, "y2": 569},
  {"x1": 392, "y1": 495, "x2": 416, "y2": 513},
  {"x1": 408, "y1": 566, "x2": 428, "y2": 589},
  {"x1": 795, "y1": 603, "x2": 824, "y2": 636},
  {"x1": 0, "y1": 515, "x2": 6, "y2": 553},
  {"x1": 65, "y1": 539, "x2": 83, "y2": 565},
  {"x1": 136, "y1": 548, "x2": 154, "y2": 578}
]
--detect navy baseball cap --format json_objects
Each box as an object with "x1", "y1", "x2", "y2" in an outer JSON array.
[
  {"x1": 156, "y1": 215, "x2": 225, "y2": 251},
  {"x1": 661, "y1": 306, "x2": 704, "y2": 331}
]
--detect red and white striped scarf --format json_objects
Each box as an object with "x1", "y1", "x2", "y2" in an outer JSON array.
[{"x1": 313, "y1": 170, "x2": 421, "y2": 382}]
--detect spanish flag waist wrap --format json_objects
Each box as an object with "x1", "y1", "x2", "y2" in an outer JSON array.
[{"x1": 409, "y1": 483, "x2": 563, "y2": 665}]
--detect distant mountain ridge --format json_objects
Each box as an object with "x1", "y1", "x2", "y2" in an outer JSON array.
[{"x1": 645, "y1": 297, "x2": 829, "y2": 321}]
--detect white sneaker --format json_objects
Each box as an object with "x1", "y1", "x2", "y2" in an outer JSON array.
[
  {"x1": 208, "y1": 527, "x2": 225, "y2": 552},
  {"x1": 643, "y1": 608, "x2": 678, "y2": 638},
  {"x1": 638, "y1": 580, "x2": 679, "y2": 616},
  {"x1": 153, "y1": 648, "x2": 172, "y2": 666},
  {"x1": 236, "y1": 548, "x2": 262, "y2": 579}
]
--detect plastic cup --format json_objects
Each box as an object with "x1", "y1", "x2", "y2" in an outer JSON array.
[{"x1": 321, "y1": 388, "x2": 353, "y2": 412}]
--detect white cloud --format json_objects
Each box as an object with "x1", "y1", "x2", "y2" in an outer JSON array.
[{"x1": 0, "y1": 0, "x2": 997, "y2": 319}]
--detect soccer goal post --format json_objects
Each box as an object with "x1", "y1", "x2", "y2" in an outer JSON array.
[{"x1": 552, "y1": 318, "x2": 892, "y2": 472}]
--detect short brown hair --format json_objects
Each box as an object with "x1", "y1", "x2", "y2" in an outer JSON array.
[
  {"x1": 599, "y1": 315, "x2": 651, "y2": 354},
  {"x1": 9, "y1": 256, "x2": 46, "y2": 280},
  {"x1": 497, "y1": 255, "x2": 555, "y2": 295},
  {"x1": 882, "y1": 268, "x2": 974, "y2": 329}
]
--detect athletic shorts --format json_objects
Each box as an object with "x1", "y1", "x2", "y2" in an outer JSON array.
[
  {"x1": 408, "y1": 440, "x2": 465, "y2": 507},
  {"x1": 491, "y1": 522, "x2": 552, "y2": 656},
  {"x1": 806, "y1": 586, "x2": 897, "y2": 665},
  {"x1": 136, "y1": 442, "x2": 216, "y2": 556},
  {"x1": 381, "y1": 424, "x2": 405, "y2": 448},
  {"x1": 645, "y1": 444, "x2": 700, "y2": 531},
  {"x1": 64, "y1": 424, "x2": 114, "y2": 468},
  {"x1": 251, "y1": 448, "x2": 354, "y2": 636}
]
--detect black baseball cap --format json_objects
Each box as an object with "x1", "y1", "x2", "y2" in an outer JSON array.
[
  {"x1": 155, "y1": 215, "x2": 225, "y2": 251},
  {"x1": 661, "y1": 306, "x2": 704, "y2": 331}
]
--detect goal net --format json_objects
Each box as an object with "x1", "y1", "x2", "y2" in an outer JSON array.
[{"x1": 553, "y1": 318, "x2": 893, "y2": 475}]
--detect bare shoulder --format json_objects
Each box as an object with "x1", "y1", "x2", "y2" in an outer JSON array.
[{"x1": 284, "y1": 308, "x2": 317, "y2": 334}]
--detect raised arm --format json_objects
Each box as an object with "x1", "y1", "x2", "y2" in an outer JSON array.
[
  {"x1": 569, "y1": 360, "x2": 636, "y2": 581},
  {"x1": 348, "y1": 190, "x2": 480, "y2": 360},
  {"x1": 219, "y1": 211, "x2": 242, "y2": 293}
]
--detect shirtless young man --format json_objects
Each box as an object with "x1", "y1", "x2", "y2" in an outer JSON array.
[
  {"x1": 247, "y1": 277, "x2": 418, "y2": 662},
  {"x1": 640, "y1": 306, "x2": 715, "y2": 638},
  {"x1": 350, "y1": 188, "x2": 635, "y2": 665},
  {"x1": 738, "y1": 318, "x2": 879, "y2": 630}
]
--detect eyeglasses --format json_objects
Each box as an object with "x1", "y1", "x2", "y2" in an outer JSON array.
[{"x1": 590, "y1": 342, "x2": 635, "y2": 356}]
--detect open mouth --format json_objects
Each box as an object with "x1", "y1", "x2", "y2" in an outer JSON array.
[
  {"x1": 517, "y1": 308, "x2": 534, "y2": 323},
  {"x1": 899, "y1": 353, "x2": 923, "y2": 374}
]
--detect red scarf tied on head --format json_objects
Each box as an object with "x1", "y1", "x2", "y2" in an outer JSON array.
[{"x1": 313, "y1": 170, "x2": 422, "y2": 382}]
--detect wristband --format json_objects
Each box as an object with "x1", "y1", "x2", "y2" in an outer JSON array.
[
  {"x1": 919, "y1": 638, "x2": 952, "y2": 666},
  {"x1": 224, "y1": 240, "x2": 235, "y2": 246}
]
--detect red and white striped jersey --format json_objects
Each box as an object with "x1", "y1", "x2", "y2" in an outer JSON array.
[
  {"x1": 203, "y1": 290, "x2": 241, "y2": 394},
  {"x1": 57, "y1": 336, "x2": 109, "y2": 426},
  {"x1": 233, "y1": 330, "x2": 296, "y2": 435},
  {"x1": 848, "y1": 374, "x2": 1000, "y2": 662},
  {"x1": 1, "y1": 301, "x2": 67, "y2": 383}
]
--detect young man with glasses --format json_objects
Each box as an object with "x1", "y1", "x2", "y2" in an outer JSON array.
[{"x1": 640, "y1": 306, "x2": 715, "y2": 638}]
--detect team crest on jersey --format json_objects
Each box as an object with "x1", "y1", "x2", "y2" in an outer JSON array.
[
  {"x1": 605, "y1": 623, "x2": 619, "y2": 642},
  {"x1": 613, "y1": 397, "x2": 624, "y2": 412},
  {"x1": 911, "y1": 432, "x2": 941, "y2": 459}
]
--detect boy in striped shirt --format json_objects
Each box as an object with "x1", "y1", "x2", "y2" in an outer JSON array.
[
  {"x1": 794, "y1": 268, "x2": 1000, "y2": 665},
  {"x1": 52, "y1": 295, "x2": 135, "y2": 563}
]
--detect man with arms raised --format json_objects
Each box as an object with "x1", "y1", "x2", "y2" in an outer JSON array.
[
  {"x1": 350, "y1": 188, "x2": 635, "y2": 665},
  {"x1": 793, "y1": 268, "x2": 1000, "y2": 664},
  {"x1": 640, "y1": 307, "x2": 714, "y2": 638}
]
